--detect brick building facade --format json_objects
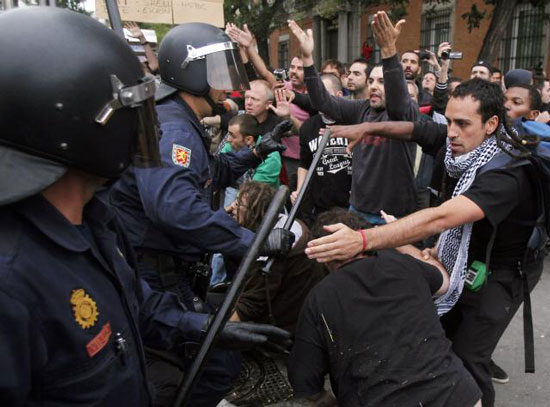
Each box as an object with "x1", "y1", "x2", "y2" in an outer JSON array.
[{"x1": 269, "y1": 0, "x2": 549, "y2": 80}]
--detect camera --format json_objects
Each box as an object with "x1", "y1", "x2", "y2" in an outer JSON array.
[
  {"x1": 417, "y1": 50, "x2": 431, "y2": 61},
  {"x1": 273, "y1": 68, "x2": 288, "y2": 81},
  {"x1": 441, "y1": 50, "x2": 463, "y2": 60}
]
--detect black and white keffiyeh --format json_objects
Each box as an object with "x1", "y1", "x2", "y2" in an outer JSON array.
[{"x1": 435, "y1": 127, "x2": 507, "y2": 315}]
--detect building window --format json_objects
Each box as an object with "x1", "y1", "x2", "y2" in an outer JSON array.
[
  {"x1": 498, "y1": 3, "x2": 547, "y2": 73},
  {"x1": 420, "y1": 10, "x2": 451, "y2": 72},
  {"x1": 366, "y1": 14, "x2": 381, "y2": 65},
  {"x1": 278, "y1": 38, "x2": 289, "y2": 69}
]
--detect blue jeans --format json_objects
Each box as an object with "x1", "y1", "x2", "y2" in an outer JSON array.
[{"x1": 349, "y1": 205, "x2": 386, "y2": 225}]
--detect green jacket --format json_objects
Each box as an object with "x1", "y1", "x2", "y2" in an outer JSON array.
[{"x1": 221, "y1": 136, "x2": 281, "y2": 188}]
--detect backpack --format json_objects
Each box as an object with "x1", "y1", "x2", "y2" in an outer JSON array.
[{"x1": 477, "y1": 119, "x2": 550, "y2": 374}]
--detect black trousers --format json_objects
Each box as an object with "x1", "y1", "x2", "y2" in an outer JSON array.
[{"x1": 441, "y1": 260, "x2": 543, "y2": 407}]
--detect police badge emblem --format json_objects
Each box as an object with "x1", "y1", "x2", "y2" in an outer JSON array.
[
  {"x1": 70, "y1": 289, "x2": 99, "y2": 329},
  {"x1": 172, "y1": 144, "x2": 191, "y2": 168}
]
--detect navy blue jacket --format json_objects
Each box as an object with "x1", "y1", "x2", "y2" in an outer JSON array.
[
  {"x1": 0, "y1": 195, "x2": 207, "y2": 406},
  {"x1": 110, "y1": 97, "x2": 260, "y2": 262}
]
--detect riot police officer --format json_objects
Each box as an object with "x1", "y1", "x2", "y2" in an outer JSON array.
[
  {"x1": 109, "y1": 22, "x2": 293, "y2": 406},
  {"x1": 0, "y1": 8, "x2": 290, "y2": 407}
]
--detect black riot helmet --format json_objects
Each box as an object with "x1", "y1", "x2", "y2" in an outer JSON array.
[
  {"x1": 0, "y1": 7, "x2": 161, "y2": 205},
  {"x1": 157, "y1": 22, "x2": 249, "y2": 101}
]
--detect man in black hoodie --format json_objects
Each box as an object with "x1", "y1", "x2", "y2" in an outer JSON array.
[{"x1": 289, "y1": 12, "x2": 419, "y2": 225}]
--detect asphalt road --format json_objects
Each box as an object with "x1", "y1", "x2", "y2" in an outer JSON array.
[{"x1": 493, "y1": 258, "x2": 550, "y2": 407}]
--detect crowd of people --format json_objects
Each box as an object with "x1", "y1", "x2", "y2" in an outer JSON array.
[{"x1": 1, "y1": 5, "x2": 549, "y2": 407}]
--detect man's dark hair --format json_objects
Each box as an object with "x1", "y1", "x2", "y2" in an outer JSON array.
[
  {"x1": 351, "y1": 57, "x2": 369, "y2": 78},
  {"x1": 451, "y1": 78, "x2": 506, "y2": 124},
  {"x1": 451, "y1": 78, "x2": 535, "y2": 152},
  {"x1": 321, "y1": 59, "x2": 345, "y2": 75},
  {"x1": 533, "y1": 75, "x2": 549, "y2": 92},
  {"x1": 402, "y1": 50, "x2": 420, "y2": 61},
  {"x1": 311, "y1": 208, "x2": 371, "y2": 240},
  {"x1": 229, "y1": 114, "x2": 260, "y2": 141},
  {"x1": 320, "y1": 73, "x2": 343, "y2": 93},
  {"x1": 508, "y1": 83, "x2": 543, "y2": 111},
  {"x1": 492, "y1": 67, "x2": 502, "y2": 75},
  {"x1": 367, "y1": 63, "x2": 383, "y2": 79}
]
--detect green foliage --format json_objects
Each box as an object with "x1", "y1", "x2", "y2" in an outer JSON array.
[
  {"x1": 56, "y1": 0, "x2": 90, "y2": 15},
  {"x1": 461, "y1": 3, "x2": 486, "y2": 33}
]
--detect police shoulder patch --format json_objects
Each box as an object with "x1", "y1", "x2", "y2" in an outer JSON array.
[
  {"x1": 172, "y1": 144, "x2": 192, "y2": 168},
  {"x1": 70, "y1": 288, "x2": 99, "y2": 329}
]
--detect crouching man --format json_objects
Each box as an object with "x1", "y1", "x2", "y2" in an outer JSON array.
[{"x1": 289, "y1": 209, "x2": 481, "y2": 407}]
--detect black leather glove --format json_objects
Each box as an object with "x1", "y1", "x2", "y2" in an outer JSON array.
[
  {"x1": 254, "y1": 119, "x2": 293, "y2": 159},
  {"x1": 261, "y1": 228, "x2": 295, "y2": 257},
  {"x1": 217, "y1": 321, "x2": 292, "y2": 352}
]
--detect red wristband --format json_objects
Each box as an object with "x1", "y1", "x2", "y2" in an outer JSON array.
[{"x1": 359, "y1": 229, "x2": 367, "y2": 252}]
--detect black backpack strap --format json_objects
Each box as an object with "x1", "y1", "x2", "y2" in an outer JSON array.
[{"x1": 520, "y1": 254, "x2": 535, "y2": 373}]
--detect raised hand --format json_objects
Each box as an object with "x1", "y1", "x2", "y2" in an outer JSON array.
[
  {"x1": 268, "y1": 88, "x2": 292, "y2": 118},
  {"x1": 125, "y1": 21, "x2": 145, "y2": 40},
  {"x1": 226, "y1": 22, "x2": 254, "y2": 48},
  {"x1": 371, "y1": 11, "x2": 405, "y2": 58},
  {"x1": 288, "y1": 20, "x2": 314, "y2": 65}
]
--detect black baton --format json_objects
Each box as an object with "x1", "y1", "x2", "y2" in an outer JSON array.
[
  {"x1": 105, "y1": 0, "x2": 125, "y2": 40},
  {"x1": 172, "y1": 186, "x2": 289, "y2": 407},
  {"x1": 262, "y1": 118, "x2": 334, "y2": 275}
]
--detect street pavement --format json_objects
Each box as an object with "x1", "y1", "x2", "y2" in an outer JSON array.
[{"x1": 493, "y1": 258, "x2": 550, "y2": 407}]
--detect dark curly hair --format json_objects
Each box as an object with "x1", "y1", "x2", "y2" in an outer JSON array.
[{"x1": 311, "y1": 208, "x2": 371, "y2": 240}]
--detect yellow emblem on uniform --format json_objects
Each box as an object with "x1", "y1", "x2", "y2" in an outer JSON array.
[{"x1": 70, "y1": 289, "x2": 99, "y2": 329}]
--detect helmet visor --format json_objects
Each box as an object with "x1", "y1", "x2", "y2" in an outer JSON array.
[
  {"x1": 134, "y1": 97, "x2": 161, "y2": 168},
  {"x1": 206, "y1": 48, "x2": 250, "y2": 92}
]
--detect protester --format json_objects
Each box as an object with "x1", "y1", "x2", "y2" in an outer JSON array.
[
  {"x1": 290, "y1": 209, "x2": 482, "y2": 407},
  {"x1": 491, "y1": 68, "x2": 503, "y2": 85},
  {"x1": 320, "y1": 58, "x2": 348, "y2": 90},
  {"x1": 288, "y1": 12, "x2": 419, "y2": 225},
  {"x1": 505, "y1": 84, "x2": 542, "y2": 120},
  {"x1": 0, "y1": 8, "x2": 291, "y2": 407},
  {"x1": 346, "y1": 57, "x2": 369, "y2": 100},
  {"x1": 533, "y1": 76, "x2": 550, "y2": 111},
  {"x1": 422, "y1": 71, "x2": 437, "y2": 95},
  {"x1": 110, "y1": 22, "x2": 293, "y2": 406},
  {"x1": 306, "y1": 78, "x2": 544, "y2": 407},
  {"x1": 401, "y1": 50, "x2": 433, "y2": 105},
  {"x1": 470, "y1": 61, "x2": 493, "y2": 80},
  {"x1": 291, "y1": 74, "x2": 352, "y2": 224},
  {"x1": 229, "y1": 182, "x2": 327, "y2": 332},
  {"x1": 432, "y1": 42, "x2": 459, "y2": 114},
  {"x1": 221, "y1": 114, "x2": 282, "y2": 202},
  {"x1": 125, "y1": 21, "x2": 159, "y2": 74}
]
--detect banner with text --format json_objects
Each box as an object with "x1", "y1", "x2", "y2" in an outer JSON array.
[{"x1": 96, "y1": 0, "x2": 224, "y2": 26}]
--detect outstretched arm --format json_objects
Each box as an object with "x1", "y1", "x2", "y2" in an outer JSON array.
[
  {"x1": 305, "y1": 195, "x2": 484, "y2": 263},
  {"x1": 288, "y1": 20, "x2": 363, "y2": 124}
]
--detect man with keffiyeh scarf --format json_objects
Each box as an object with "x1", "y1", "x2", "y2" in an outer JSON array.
[{"x1": 305, "y1": 78, "x2": 545, "y2": 407}]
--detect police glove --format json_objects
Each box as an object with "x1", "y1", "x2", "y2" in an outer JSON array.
[
  {"x1": 218, "y1": 321, "x2": 292, "y2": 353},
  {"x1": 254, "y1": 119, "x2": 293, "y2": 159},
  {"x1": 261, "y1": 228, "x2": 295, "y2": 257}
]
